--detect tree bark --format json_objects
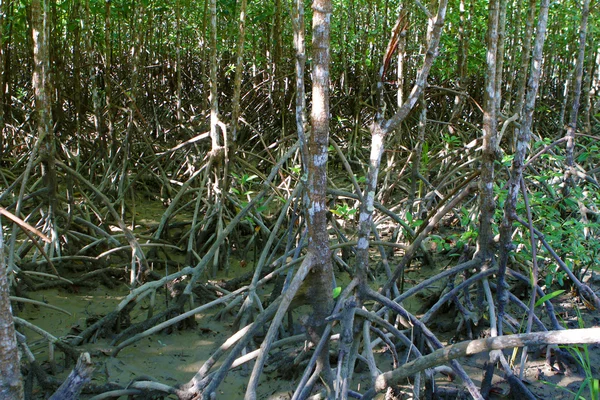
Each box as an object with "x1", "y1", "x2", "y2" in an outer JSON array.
[
  {"x1": 32, "y1": 0, "x2": 58, "y2": 259},
  {"x1": 475, "y1": 0, "x2": 500, "y2": 262},
  {"x1": 368, "y1": 327, "x2": 600, "y2": 396},
  {"x1": 231, "y1": 0, "x2": 248, "y2": 142},
  {"x1": 563, "y1": 0, "x2": 591, "y2": 196},
  {"x1": 0, "y1": 0, "x2": 5, "y2": 128},
  {"x1": 355, "y1": 0, "x2": 448, "y2": 289},
  {"x1": 0, "y1": 218, "x2": 23, "y2": 400},
  {"x1": 292, "y1": 0, "x2": 308, "y2": 169},
  {"x1": 104, "y1": 0, "x2": 115, "y2": 156},
  {"x1": 497, "y1": 0, "x2": 550, "y2": 335},
  {"x1": 209, "y1": 0, "x2": 220, "y2": 152},
  {"x1": 303, "y1": 0, "x2": 335, "y2": 389},
  {"x1": 48, "y1": 353, "x2": 94, "y2": 400}
]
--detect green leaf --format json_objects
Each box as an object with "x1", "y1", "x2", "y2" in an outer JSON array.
[
  {"x1": 557, "y1": 273, "x2": 564, "y2": 287},
  {"x1": 332, "y1": 286, "x2": 342, "y2": 299},
  {"x1": 534, "y1": 290, "x2": 565, "y2": 308}
]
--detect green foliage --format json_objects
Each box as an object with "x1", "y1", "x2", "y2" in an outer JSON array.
[
  {"x1": 332, "y1": 286, "x2": 342, "y2": 299},
  {"x1": 230, "y1": 172, "x2": 258, "y2": 196},
  {"x1": 489, "y1": 137, "x2": 600, "y2": 290},
  {"x1": 550, "y1": 309, "x2": 600, "y2": 400},
  {"x1": 442, "y1": 133, "x2": 461, "y2": 148},
  {"x1": 331, "y1": 203, "x2": 357, "y2": 220},
  {"x1": 534, "y1": 290, "x2": 565, "y2": 308}
]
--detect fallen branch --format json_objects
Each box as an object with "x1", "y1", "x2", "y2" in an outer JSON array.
[
  {"x1": 368, "y1": 327, "x2": 600, "y2": 395},
  {"x1": 48, "y1": 353, "x2": 94, "y2": 400}
]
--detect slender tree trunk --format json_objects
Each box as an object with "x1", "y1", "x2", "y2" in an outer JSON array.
[
  {"x1": 509, "y1": 0, "x2": 536, "y2": 150},
  {"x1": 292, "y1": 0, "x2": 308, "y2": 168},
  {"x1": 209, "y1": 0, "x2": 220, "y2": 152},
  {"x1": 32, "y1": 0, "x2": 58, "y2": 257},
  {"x1": 408, "y1": 99, "x2": 426, "y2": 216},
  {"x1": 581, "y1": 38, "x2": 595, "y2": 134},
  {"x1": 497, "y1": 0, "x2": 550, "y2": 337},
  {"x1": 72, "y1": 1, "x2": 82, "y2": 136},
  {"x1": 130, "y1": 0, "x2": 143, "y2": 112},
  {"x1": 363, "y1": 0, "x2": 448, "y2": 294},
  {"x1": 0, "y1": 218, "x2": 23, "y2": 400},
  {"x1": 175, "y1": 0, "x2": 182, "y2": 125},
  {"x1": 2, "y1": 0, "x2": 11, "y2": 122},
  {"x1": 558, "y1": 64, "x2": 572, "y2": 130},
  {"x1": 450, "y1": 0, "x2": 470, "y2": 122},
  {"x1": 231, "y1": 0, "x2": 248, "y2": 142},
  {"x1": 563, "y1": 0, "x2": 590, "y2": 196},
  {"x1": 303, "y1": 0, "x2": 335, "y2": 390},
  {"x1": 48, "y1": 0, "x2": 63, "y2": 132},
  {"x1": 396, "y1": 5, "x2": 407, "y2": 107},
  {"x1": 105, "y1": 0, "x2": 115, "y2": 157},
  {"x1": 0, "y1": 0, "x2": 5, "y2": 128},
  {"x1": 87, "y1": 0, "x2": 105, "y2": 154},
  {"x1": 494, "y1": 0, "x2": 507, "y2": 112},
  {"x1": 273, "y1": 0, "x2": 283, "y2": 124},
  {"x1": 475, "y1": 0, "x2": 500, "y2": 261}
]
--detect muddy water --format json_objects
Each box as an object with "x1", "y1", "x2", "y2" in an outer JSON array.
[
  {"x1": 18, "y1": 278, "x2": 313, "y2": 399},
  {"x1": 15, "y1": 200, "x2": 600, "y2": 400},
  {"x1": 17, "y1": 276, "x2": 600, "y2": 399}
]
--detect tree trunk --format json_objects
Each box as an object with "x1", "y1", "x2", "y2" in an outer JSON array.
[
  {"x1": 209, "y1": 0, "x2": 220, "y2": 152},
  {"x1": 175, "y1": 0, "x2": 182, "y2": 126},
  {"x1": 72, "y1": 1, "x2": 82, "y2": 136},
  {"x1": 497, "y1": 0, "x2": 550, "y2": 345},
  {"x1": 292, "y1": 0, "x2": 308, "y2": 168},
  {"x1": 231, "y1": 0, "x2": 248, "y2": 142},
  {"x1": 273, "y1": 0, "x2": 284, "y2": 124},
  {"x1": 48, "y1": 353, "x2": 94, "y2": 400},
  {"x1": 563, "y1": 0, "x2": 590, "y2": 196},
  {"x1": 450, "y1": 0, "x2": 470, "y2": 122},
  {"x1": 0, "y1": 0, "x2": 5, "y2": 128},
  {"x1": 0, "y1": 219, "x2": 23, "y2": 400},
  {"x1": 303, "y1": 0, "x2": 335, "y2": 389},
  {"x1": 105, "y1": 0, "x2": 115, "y2": 157},
  {"x1": 1, "y1": 0, "x2": 12, "y2": 122},
  {"x1": 32, "y1": 0, "x2": 58, "y2": 258},
  {"x1": 581, "y1": 38, "x2": 595, "y2": 134},
  {"x1": 475, "y1": 0, "x2": 501, "y2": 263},
  {"x1": 508, "y1": 0, "x2": 536, "y2": 150}
]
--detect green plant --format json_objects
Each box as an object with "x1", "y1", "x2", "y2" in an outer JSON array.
[
  {"x1": 230, "y1": 172, "x2": 258, "y2": 196},
  {"x1": 565, "y1": 309, "x2": 600, "y2": 400},
  {"x1": 566, "y1": 343, "x2": 600, "y2": 400},
  {"x1": 332, "y1": 286, "x2": 341, "y2": 299},
  {"x1": 542, "y1": 310, "x2": 600, "y2": 400},
  {"x1": 330, "y1": 203, "x2": 357, "y2": 220}
]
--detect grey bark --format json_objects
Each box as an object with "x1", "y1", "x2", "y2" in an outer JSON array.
[
  {"x1": 303, "y1": 0, "x2": 335, "y2": 390},
  {"x1": 354, "y1": 0, "x2": 448, "y2": 287},
  {"x1": 563, "y1": 0, "x2": 591, "y2": 196},
  {"x1": 231, "y1": 0, "x2": 248, "y2": 142},
  {"x1": 0, "y1": 217, "x2": 23, "y2": 400},
  {"x1": 368, "y1": 327, "x2": 600, "y2": 396},
  {"x1": 475, "y1": 0, "x2": 501, "y2": 262},
  {"x1": 497, "y1": 0, "x2": 550, "y2": 335},
  {"x1": 209, "y1": 0, "x2": 220, "y2": 151},
  {"x1": 48, "y1": 353, "x2": 94, "y2": 400}
]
